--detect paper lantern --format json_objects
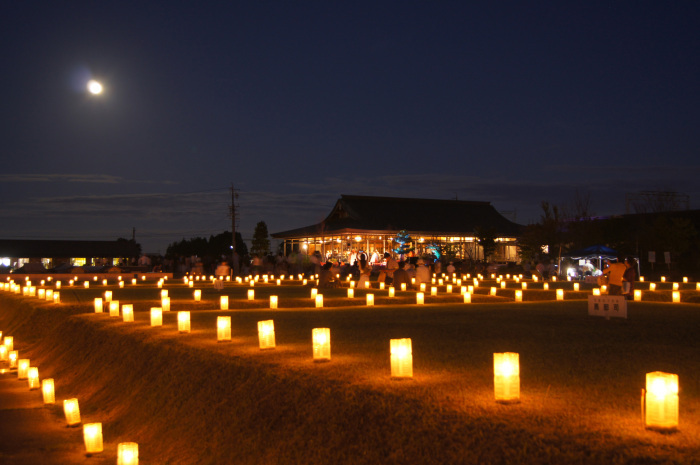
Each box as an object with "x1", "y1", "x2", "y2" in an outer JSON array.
[
  {"x1": 312, "y1": 328, "x2": 331, "y2": 362},
  {"x1": 673, "y1": 282, "x2": 679, "y2": 290},
  {"x1": 38, "y1": 288, "x2": 45, "y2": 299},
  {"x1": 122, "y1": 304, "x2": 134, "y2": 322},
  {"x1": 388, "y1": 287, "x2": 395, "y2": 297},
  {"x1": 645, "y1": 372, "x2": 679, "y2": 431},
  {"x1": 178, "y1": 311, "x2": 191, "y2": 333},
  {"x1": 661, "y1": 276, "x2": 666, "y2": 282},
  {"x1": 0, "y1": 345, "x2": 6, "y2": 362},
  {"x1": 83, "y1": 423, "x2": 103, "y2": 454},
  {"x1": 131, "y1": 278, "x2": 137, "y2": 285},
  {"x1": 160, "y1": 289, "x2": 168, "y2": 298},
  {"x1": 347, "y1": 288, "x2": 354, "y2": 298},
  {"x1": 157, "y1": 280, "x2": 163, "y2": 289},
  {"x1": 27, "y1": 367, "x2": 39, "y2": 389},
  {"x1": 56, "y1": 281, "x2": 61, "y2": 289},
  {"x1": 315, "y1": 294, "x2": 324, "y2": 308},
  {"x1": 104, "y1": 290, "x2": 112, "y2": 302},
  {"x1": 42, "y1": 378, "x2": 55, "y2": 404},
  {"x1": 593, "y1": 288, "x2": 601, "y2": 296},
  {"x1": 217, "y1": 316, "x2": 231, "y2": 342},
  {"x1": 515, "y1": 290, "x2": 523, "y2": 302},
  {"x1": 17, "y1": 359, "x2": 30, "y2": 380},
  {"x1": 672, "y1": 291, "x2": 681, "y2": 303},
  {"x1": 494, "y1": 352, "x2": 520, "y2": 403},
  {"x1": 117, "y1": 442, "x2": 139, "y2": 465},
  {"x1": 119, "y1": 281, "x2": 125, "y2": 288},
  {"x1": 270, "y1": 295, "x2": 278, "y2": 309},
  {"x1": 64, "y1": 398, "x2": 81, "y2": 426},
  {"x1": 379, "y1": 282, "x2": 385, "y2": 290},
  {"x1": 500, "y1": 281, "x2": 506, "y2": 289},
  {"x1": 416, "y1": 292, "x2": 424, "y2": 305},
  {"x1": 634, "y1": 290, "x2": 642, "y2": 301},
  {"x1": 248, "y1": 289, "x2": 255, "y2": 301},
  {"x1": 390, "y1": 338, "x2": 413, "y2": 378},
  {"x1": 161, "y1": 296, "x2": 170, "y2": 312},
  {"x1": 573, "y1": 283, "x2": 580, "y2": 291},
  {"x1": 366, "y1": 293, "x2": 375, "y2": 306},
  {"x1": 9, "y1": 351, "x2": 18, "y2": 369},
  {"x1": 188, "y1": 280, "x2": 194, "y2": 288},
  {"x1": 84, "y1": 281, "x2": 89, "y2": 288},
  {"x1": 46, "y1": 289, "x2": 53, "y2": 301},
  {"x1": 4, "y1": 336, "x2": 13, "y2": 352},
  {"x1": 94, "y1": 298, "x2": 103, "y2": 313},
  {"x1": 556, "y1": 289, "x2": 564, "y2": 301},
  {"x1": 257, "y1": 320, "x2": 275, "y2": 349},
  {"x1": 109, "y1": 301, "x2": 120, "y2": 317},
  {"x1": 194, "y1": 289, "x2": 201, "y2": 301},
  {"x1": 150, "y1": 307, "x2": 162, "y2": 327},
  {"x1": 650, "y1": 283, "x2": 656, "y2": 291},
  {"x1": 543, "y1": 282, "x2": 549, "y2": 290},
  {"x1": 276, "y1": 279, "x2": 281, "y2": 285},
  {"x1": 303, "y1": 279, "x2": 308, "y2": 286},
  {"x1": 522, "y1": 282, "x2": 528, "y2": 290},
  {"x1": 431, "y1": 286, "x2": 438, "y2": 296},
  {"x1": 683, "y1": 277, "x2": 688, "y2": 283},
  {"x1": 220, "y1": 296, "x2": 229, "y2": 310},
  {"x1": 490, "y1": 287, "x2": 497, "y2": 296},
  {"x1": 463, "y1": 292, "x2": 471, "y2": 303},
  {"x1": 53, "y1": 292, "x2": 61, "y2": 303},
  {"x1": 552, "y1": 276, "x2": 557, "y2": 282},
  {"x1": 639, "y1": 276, "x2": 645, "y2": 282},
  {"x1": 310, "y1": 288, "x2": 318, "y2": 299}
]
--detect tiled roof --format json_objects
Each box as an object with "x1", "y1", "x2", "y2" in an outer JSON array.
[
  {"x1": 272, "y1": 195, "x2": 523, "y2": 238},
  {"x1": 0, "y1": 239, "x2": 140, "y2": 257}
]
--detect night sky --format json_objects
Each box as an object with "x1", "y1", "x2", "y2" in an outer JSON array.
[{"x1": 2, "y1": 1, "x2": 699, "y2": 253}]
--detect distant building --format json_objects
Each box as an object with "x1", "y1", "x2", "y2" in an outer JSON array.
[
  {"x1": 271, "y1": 195, "x2": 523, "y2": 262},
  {"x1": 0, "y1": 239, "x2": 140, "y2": 272}
]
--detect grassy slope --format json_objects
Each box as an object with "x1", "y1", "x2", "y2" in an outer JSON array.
[{"x1": 1, "y1": 286, "x2": 699, "y2": 464}]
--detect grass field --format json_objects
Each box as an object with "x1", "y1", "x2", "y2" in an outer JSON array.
[{"x1": 1, "y1": 279, "x2": 699, "y2": 464}]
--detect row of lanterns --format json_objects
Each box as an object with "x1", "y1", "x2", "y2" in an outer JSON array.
[{"x1": 0, "y1": 331, "x2": 139, "y2": 463}]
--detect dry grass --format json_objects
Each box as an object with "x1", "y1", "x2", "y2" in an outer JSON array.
[{"x1": 1, "y1": 281, "x2": 699, "y2": 464}]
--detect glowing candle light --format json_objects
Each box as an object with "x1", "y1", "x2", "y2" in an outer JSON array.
[
  {"x1": 315, "y1": 294, "x2": 323, "y2": 308},
  {"x1": 661, "y1": 276, "x2": 666, "y2": 282},
  {"x1": 27, "y1": 367, "x2": 39, "y2": 390},
  {"x1": 194, "y1": 289, "x2": 201, "y2": 301},
  {"x1": 390, "y1": 338, "x2": 413, "y2": 378},
  {"x1": 4, "y1": 336, "x2": 13, "y2": 352},
  {"x1": 543, "y1": 282, "x2": 549, "y2": 290},
  {"x1": 490, "y1": 287, "x2": 497, "y2": 296},
  {"x1": 188, "y1": 280, "x2": 194, "y2": 288},
  {"x1": 9, "y1": 351, "x2": 18, "y2": 369},
  {"x1": 248, "y1": 289, "x2": 255, "y2": 301},
  {"x1": 515, "y1": 290, "x2": 523, "y2": 302},
  {"x1": 117, "y1": 442, "x2": 139, "y2": 465},
  {"x1": 650, "y1": 283, "x2": 656, "y2": 291},
  {"x1": 217, "y1": 316, "x2": 231, "y2": 342},
  {"x1": 593, "y1": 288, "x2": 601, "y2": 296},
  {"x1": 500, "y1": 281, "x2": 506, "y2": 289},
  {"x1": 416, "y1": 292, "x2": 424, "y2": 305},
  {"x1": 645, "y1": 372, "x2": 679, "y2": 431},
  {"x1": 161, "y1": 296, "x2": 170, "y2": 312},
  {"x1": 366, "y1": 293, "x2": 374, "y2": 306},
  {"x1": 46, "y1": 289, "x2": 53, "y2": 301},
  {"x1": 176, "y1": 311, "x2": 191, "y2": 333},
  {"x1": 347, "y1": 288, "x2": 354, "y2": 298},
  {"x1": 83, "y1": 423, "x2": 103, "y2": 454},
  {"x1": 673, "y1": 282, "x2": 679, "y2": 290},
  {"x1": 119, "y1": 281, "x2": 125, "y2": 288},
  {"x1": 401, "y1": 283, "x2": 407, "y2": 291},
  {"x1": 56, "y1": 281, "x2": 61, "y2": 289},
  {"x1": 556, "y1": 289, "x2": 564, "y2": 301},
  {"x1": 494, "y1": 352, "x2": 520, "y2": 403},
  {"x1": 150, "y1": 307, "x2": 162, "y2": 326},
  {"x1": 431, "y1": 286, "x2": 438, "y2": 296},
  {"x1": 257, "y1": 320, "x2": 275, "y2": 349},
  {"x1": 419, "y1": 283, "x2": 426, "y2": 292},
  {"x1": 122, "y1": 304, "x2": 134, "y2": 322},
  {"x1": 634, "y1": 289, "x2": 642, "y2": 301},
  {"x1": 64, "y1": 398, "x2": 81, "y2": 426},
  {"x1": 94, "y1": 298, "x2": 103, "y2": 313},
  {"x1": 42, "y1": 378, "x2": 55, "y2": 404},
  {"x1": 639, "y1": 276, "x2": 645, "y2": 282},
  {"x1": 109, "y1": 301, "x2": 120, "y2": 317},
  {"x1": 672, "y1": 291, "x2": 681, "y2": 303},
  {"x1": 573, "y1": 283, "x2": 579, "y2": 291},
  {"x1": 683, "y1": 277, "x2": 688, "y2": 283},
  {"x1": 463, "y1": 292, "x2": 471, "y2": 303},
  {"x1": 38, "y1": 288, "x2": 45, "y2": 299},
  {"x1": 388, "y1": 286, "x2": 395, "y2": 297},
  {"x1": 310, "y1": 288, "x2": 318, "y2": 299},
  {"x1": 312, "y1": 328, "x2": 331, "y2": 362},
  {"x1": 131, "y1": 278, "x2": 137, "y2": 285},
  {"x1": 0, "y1": 345, "x2": 6, "y2": 362},
  {"x1": 220, "y1": 296, "x2": 229, "y2": 310},
  {"x1": 17, "y1": 359, "x2": 30, "y2": 380}
]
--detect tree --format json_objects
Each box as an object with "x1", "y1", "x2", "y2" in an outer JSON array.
[
  {"x1": 392, "y1": 230, "x2": 415, "y2": 257},
  {"x1": 251, "y1": 221, "x2": 270, "y2": 257}
]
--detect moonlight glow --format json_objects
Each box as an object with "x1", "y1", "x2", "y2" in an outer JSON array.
[{"x1": 87, "y1": 80, "x2": 103, "y2": 95}]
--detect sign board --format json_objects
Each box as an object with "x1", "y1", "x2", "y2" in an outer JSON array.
[
  {"x1": 648, "y1": 251, "x2": 655, "y2": 263},
  {"x1": 664, "y1": 251, "x2": 671, "y2": 264},
  {"x1": 588, "y1": 295, "x2": 627, "y2": 319}
]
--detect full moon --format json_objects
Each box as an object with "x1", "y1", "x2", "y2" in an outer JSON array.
[{"x1": 87, "y1": 80, "x2": 103, "y2": 95}]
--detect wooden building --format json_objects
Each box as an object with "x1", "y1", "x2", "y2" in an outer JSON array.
[{"x1": 271, "y1": 195, "x2": 523, "y2": 263}]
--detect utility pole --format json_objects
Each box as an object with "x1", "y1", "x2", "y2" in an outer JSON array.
[{"x1": 229, "y1": 184, "x2": 239, "y2": 255}]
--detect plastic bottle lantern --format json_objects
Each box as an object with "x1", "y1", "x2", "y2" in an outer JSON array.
[
  {"x1": 178, "y1": 311, "x2": 191, "y2": 333},
  {"x1": 83, "y1": 423, "x2": 103, "y2": 454},
  {"x1": 258, "y1": 320, "x2": 276, "y2": 349},
  {"x1": 494, "y1": 352, "x2": 520, "y2": 403},
  {"x1": 64, "y1": 398, "x2": 81, "y2": 426},
  {"x1": 390, "y1": 338, "x2": 413, "y2": 378},
  {"x1": 42, "y1": 378, "x2": 55, "y2": 404},
  {"x1": 645, "y1": 372, "x2": 679, "y2": 431},
  {"x1": 118, "y1": 442, "x2": 139, "y2": 465},
  {"x1": 217, "y1": 316, "x2": 231, "y2": 342},
  {"x1": 312, "y1": 328, "x2": 331, "y2": 362}
]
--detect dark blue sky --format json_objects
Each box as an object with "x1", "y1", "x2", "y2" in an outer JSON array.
[{"x1": 2, "y1": 1, "x2": 699, "y2": 253}]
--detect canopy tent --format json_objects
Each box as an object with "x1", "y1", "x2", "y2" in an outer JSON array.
[{"x1": 561, "y1": 245, "x2": 619, "y2": 275}]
